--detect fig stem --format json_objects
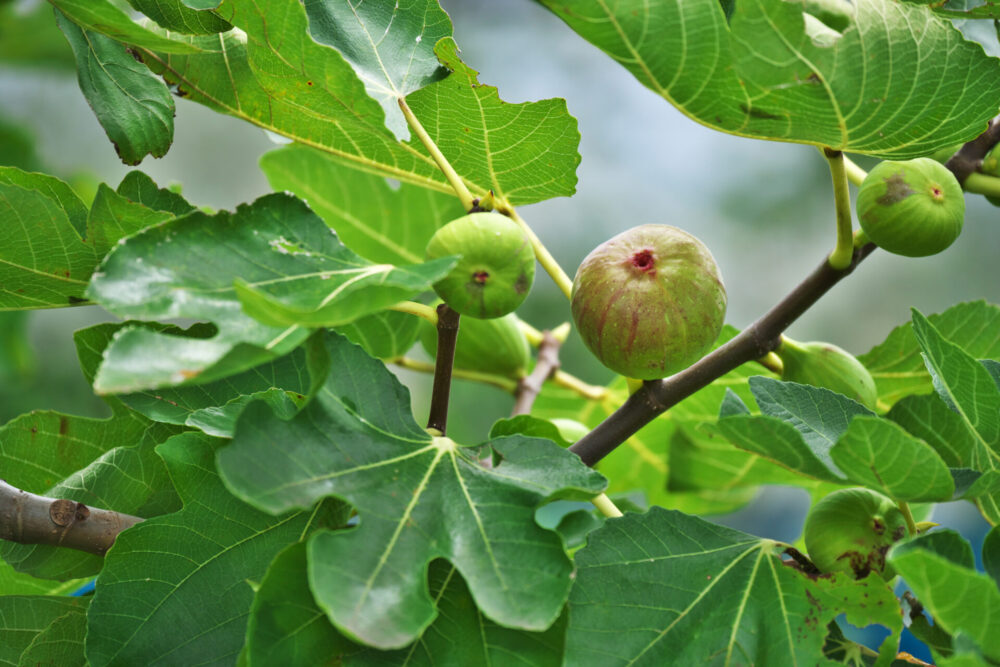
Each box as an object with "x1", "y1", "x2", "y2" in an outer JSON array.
[
  {"x1": 842, "y1": 153, "x2": 868, "y2": 186},
  {"x1": 553, "y1": 370, "x2": 607, "y2": 400},
  {"x1": 392, "y1": 357, "x2": 605, "y2": 400},
  {"x1": 388, "y1": 300, "x2": 439, "y2": 325},
  {"x1": 398, "y1": 98, "x2": 477, "y2": 212},
  {"x1": 591, "y1": 493, "x2": 624, "y2": 518},
  {"x1": 568, "y1": 242, "x2": 877, "y2": 467},
  {"x1": 506, "y1": 208, "x2": 574, "y2": 300},
  {"x1": 756, "y1": 351, "x2": 784, "y2": 375},
  {"x1": 426, "y1": 304, "x2": 461, "y2": 435},
  {"x1": 964, "y1": 172, "x2": 1000, "y2": 199},
  {"x1": 824, "y1": 148, "x2": 855, "y2": 271},
  {"x1": 392, "y1": 357, "x2": 518, "y2": 393},
  {"x1": 898, "y1": 501, "x2": 918, "y2": 536},
  {"x1": 517, "y1": 319, "x2": 545, "y2": 347}
]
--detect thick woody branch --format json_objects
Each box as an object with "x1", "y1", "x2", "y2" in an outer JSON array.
[
  {"x1": 426, "y1": 304, "x2": 461, "y2": 434},
  {"x1": 946, "y1": 115, "x2": 1000, "y2": 184},
  {"x1": 511, "y1": 332, "x2": 562, "y2": 416},
  {"x1": 0, "y1": 480, "x2": 142, "y2": 556},
  {"x1": 569, "y1": 243, "x2": 876, "y2": 466}
]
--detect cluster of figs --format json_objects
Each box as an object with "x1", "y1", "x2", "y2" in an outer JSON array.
[{"x1": 422, "y1": 153, "x2": 965, "y2": 579}]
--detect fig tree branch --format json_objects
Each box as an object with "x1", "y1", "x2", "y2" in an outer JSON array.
[
  {"x1": 569, "y1": 242, "x2": 876, "y2": 466},
  {"x1": 426, "y1": 304, "x2": 461, "y2": 435},
  {"x1": 0, "y1": 480, "x2": 142, "y2": 556},
  {"x1": 512, "y1": 331, "x2": 562, "y2": 416},
  {"x1": 946, "y1": 115, "x2": 1000, "y2": 184}
]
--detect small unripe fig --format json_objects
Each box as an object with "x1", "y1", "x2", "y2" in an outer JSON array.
[
  {"x1": 571, "y1": 225, "x2": 726, "y2": 379},
  {"x1": 803, "y1": 488, "x2": 907, "y2": 580},
  {"x1": 420, "y1": 307, "x2": 531, "y2": 378},
  {"x1": 425, "y1": 212, "x2": 535, "y2": 319},
  {"x1": 856, "y1": 158, "x2": 964, "y2": 257},
  {"x1": 979, "y1": 145, "x2": 1000, "y2": 207},
  {"x1": 778, "y1": 339, "x2": 878, "y2": 409}
]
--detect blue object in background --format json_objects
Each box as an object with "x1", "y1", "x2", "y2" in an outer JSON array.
[{"x1": 70, "y1": 579, "x2": 95, "y2": 596}]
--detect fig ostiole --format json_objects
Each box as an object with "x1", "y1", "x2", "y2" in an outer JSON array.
[
  {"x1": 425, "y1": 212, "x2": 535, "y2": 319},
  {"x1": 419, "y1": 307, "x2": 531, "y2": 379},
  {"x1": 856, "y1": 157, "x2": 964, "y2": 257},
  {"x1": 777, "y1": 338, "x2": 878, "y2": 409},
  {"x1": 570, "y1": 224, "x2": 726, "y2": 380},
  {"x1": 803, "y1": 488, "x2": 908, "y2": 580}
]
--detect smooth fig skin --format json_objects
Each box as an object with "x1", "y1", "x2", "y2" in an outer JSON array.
[
  {"x1": 425, "y1": 212, "x2": 535, "y2": 319},
  {"x1": 778, "y1": 338, "x2": 878, "y2": 409},
  {"x1": 571, "y1": 224, "x2": 726, "y2": 380},
  {"x1": 803, "y1": 488, "x2": 907, "y2": 580},
  {"x1": 856, "y1": 158, "x2": 964, "y2": 257}
]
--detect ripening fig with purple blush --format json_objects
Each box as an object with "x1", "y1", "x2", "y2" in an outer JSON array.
[{"x1": 571, "y1": 224, "x2": 727, "y2": 380}]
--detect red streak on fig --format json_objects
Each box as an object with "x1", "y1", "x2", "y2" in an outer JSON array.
[{"x1": 571, "y1": 224, "x2": 726, "y2": 379}]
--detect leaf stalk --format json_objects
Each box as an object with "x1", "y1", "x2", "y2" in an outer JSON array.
[
  {"x1": 824, "y1": 148, "x2": 855, "y2": 270},
  {"x1": 398, "y1": 97, "x2": 476, "y2": 211}
]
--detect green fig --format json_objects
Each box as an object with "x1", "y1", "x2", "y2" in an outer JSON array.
[
  {"x1": 979, "y1": 144, "x2": 1000, "y2": 207},
  {"x1": 803, "y1": 488, "x2": 907, "y2": 580},
  {"x1": 571, "y1": 224, "x2": 727, "y2": 380},
  {"x1": 420, "y1": 308, "x2": 531, "y2": 378},
  {"x1": 856, "y1": 158, "x2": 964, "y2": 257},
  {"x1": 778, "y1": 338, "x2": 878, "y2": 409},
  {"x1": 425, "y1": 212, "x2": 535, "y2": 319}
]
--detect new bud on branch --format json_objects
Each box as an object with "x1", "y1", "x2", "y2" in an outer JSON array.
[
  {"x1": 425, "y1": 212, "x2": 535, "y2": 319},
  {"x1": 570, "y1": 224, "x2": 727, "y2": 379},
  {"x1": 856, "y1": 157, "x2": 965, "y2": 257}
]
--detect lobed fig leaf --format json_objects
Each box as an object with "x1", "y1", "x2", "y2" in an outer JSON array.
[
  {"x1": 804, "y1": 488, "x2": 907, "y2": 580},
  {"x1": 778, "y1": 338, "x2": 878, "y2": 409},
  {"x1": 425, "y1": 212, "x2": 535, "y2": 319},
  {"x1": 856, "y1": 158, "x2": 965, "y2": 257},
  {"x1": 570, "y1": 224, "x2": 726, "y2": 379},
  {"x1": 419, "y1": 307, "x2": 532, "y2": 379}
]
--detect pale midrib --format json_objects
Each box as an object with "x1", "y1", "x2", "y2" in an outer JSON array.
[
  {"x1": 352, "y1": 447, "x2": 446, "y2": 614},
  {"x1": 138, "y1": 50, "x2": 452, "y2": 196},
  {"x1": 626, "y1": 544, "x2": 761, "y2": 665}
]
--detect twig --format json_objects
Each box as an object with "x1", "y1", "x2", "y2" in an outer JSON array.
[
  {"x1": 426, "y1": 304, "x2": 461, "y2": 434},
  {"x1": 393, "y1": 357, "x2": 518, "y2": 393},
  {"x1": 569, "y1": 243, "x2": 876, "y2": 466},
  {"x1": 0, "y1": 480, "x2": 141, "y2": 556},
  {"x1": 783, "y1": 547, "x2": 821, "y2": 575},
  {"x1": 512, "y1": 332, "x2": 562, "y2": 416},
  {"x1": 946, "y1": 115, "x2": 1000, "y2": 184}
]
